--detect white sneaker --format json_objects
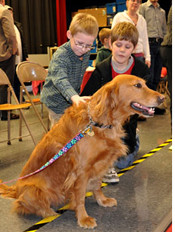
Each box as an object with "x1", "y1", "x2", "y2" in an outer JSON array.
[{"x1": 102, "y1": 167, "x2": 119, "y2": 183}]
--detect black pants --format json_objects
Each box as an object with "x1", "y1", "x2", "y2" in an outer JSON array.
[
  {"x1": 149, "y1": 42, "x2": 163, "y2": 90},
  {"x1": 160, "y1": 45, "x2": 172, "y2": 120},
  {"x1": 0, "y1": 55, "x2": 16, "y2": 118},
  {"x1": 14, "y1": 64, "x2": 25, "y2": 102}
]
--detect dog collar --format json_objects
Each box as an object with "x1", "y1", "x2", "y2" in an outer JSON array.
[
  {"x1": 88, "y1": 103, "x2": 113, "y2": 129},
  {"x1": 89, "y1": 117, "x2": 113, "y2": 129}
]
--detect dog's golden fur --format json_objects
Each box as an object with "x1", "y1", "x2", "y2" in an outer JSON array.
[{"x1": 0, "y1": 75, "x2": 164, "y2": 228}]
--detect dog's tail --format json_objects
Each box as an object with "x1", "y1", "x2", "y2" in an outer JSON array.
[{"x1": 0, "y1": 180, "x2": 17, "y2": 199}]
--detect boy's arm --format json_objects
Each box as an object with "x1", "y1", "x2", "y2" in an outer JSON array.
[{"x1": 48, "y1": 56, "x2": 80, "y2": 103}]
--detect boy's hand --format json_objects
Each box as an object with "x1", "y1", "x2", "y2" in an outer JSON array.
[{"x1": 71, "y1": 95, "x2": 91, "y2": 106}]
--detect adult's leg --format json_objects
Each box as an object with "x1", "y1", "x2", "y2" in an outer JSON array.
[
  {"x1": 14, "y1": 64, "x2": 23, "y2": 101},
  {"x1": 150, "y1": 44, "x2": 162, "y2": 91},
  {"x1": 154, "y1": 45, "x2": 163, "y2": 90},
  {"x1": 149, "y1": 44, "x2": 156, "y2": 90},
  {"x1": 160, "y1": 46, "x2": 172, "y2": 119}
]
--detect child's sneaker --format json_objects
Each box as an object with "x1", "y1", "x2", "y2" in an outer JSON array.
[{"x1": 102, "y1": 167, "x2": 119, "y2": 183}]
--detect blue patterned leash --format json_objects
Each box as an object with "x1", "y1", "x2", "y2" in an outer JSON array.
[{"x1": 0, "y1": 125, "x2": 94, "y2": 185}]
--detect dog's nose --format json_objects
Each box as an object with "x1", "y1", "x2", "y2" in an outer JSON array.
[{"x1": 158, "y1": 95, "x2": 165, "y2": 104}]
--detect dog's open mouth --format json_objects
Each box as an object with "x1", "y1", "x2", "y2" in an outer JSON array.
[{"x1": 131, "y1": 102, "x2": 155, "y2": 116}]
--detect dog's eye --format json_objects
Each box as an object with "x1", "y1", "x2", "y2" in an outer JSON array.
[{"x1": 134, "y1": 83, "x2": 142, "y2": 88}]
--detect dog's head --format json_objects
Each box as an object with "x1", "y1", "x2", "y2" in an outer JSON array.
[{"x1": 90, "y1": 74, "x2": 164, "y2": 125}]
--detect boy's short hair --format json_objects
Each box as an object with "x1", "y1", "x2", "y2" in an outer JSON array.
[
  {"x1": 69, "y1": 13, "x2": 99, "y2": 38},
  {"x1": 99, "y1": 28, "x2": 111, "y2": 44},
  {"x1": 111, "y1": 22, "x2": 138, "y2": 47}
]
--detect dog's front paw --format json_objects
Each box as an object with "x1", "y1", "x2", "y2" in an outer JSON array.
[
  {"x1": 78, "y1": 216, "x2": 97, "y2": 229},
  {"x1": 97, "y1": 197, "x2": 117, "y2": 207}
]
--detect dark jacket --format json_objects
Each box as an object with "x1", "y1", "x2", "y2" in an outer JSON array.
[
  {"x1": 95, "y1": 47, "x2": 111, "y2": 66},
  {"x1": 81, "y1": 55, "x2": 152, "y2": 153}
]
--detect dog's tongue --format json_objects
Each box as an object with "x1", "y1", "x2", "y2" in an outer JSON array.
[
  {"x1": 133, "y1": 103, "x2": 155, "y2": 115},
  {"x1": 142, "y1": 105, "x2": 155, "y2": 115}
]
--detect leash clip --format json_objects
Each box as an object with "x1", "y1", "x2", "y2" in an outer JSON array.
[{"x1": 82, "y1": 125, "x2": 95, "y2": 137}]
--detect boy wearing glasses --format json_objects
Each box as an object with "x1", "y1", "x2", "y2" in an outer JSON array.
[
  {"x1": 41, "y1": 13, "x2": 98, "y2": 127},
  {"x1": 81, "y1": 22, "x2": 152, "y2": 183}
]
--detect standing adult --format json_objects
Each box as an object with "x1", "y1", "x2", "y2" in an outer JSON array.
[
  {"x1": 112, "y1": 0, "x2": 151, "y2": 68},
  {"x1": 160, "y1": 6, "x2": 172, "y2": 120},
  {"x1": 139, "y1": 0, "x2": 167, "y2": 92},
  {"x1": 5, "y1": 5, "x2": 28, "y2": 102},
  {"x1": 0, "y1": 0, "x2": 18, "y2": 120}
]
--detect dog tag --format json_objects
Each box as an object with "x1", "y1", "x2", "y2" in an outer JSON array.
[{"x1": 87, "y1": 129, "x2": 95, "y2": 137}]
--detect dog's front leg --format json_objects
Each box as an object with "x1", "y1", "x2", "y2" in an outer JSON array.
[
  {"x1": 93, "y1": 181, "x2": 117, "y2": 207},
  {"x1": 74, "y1": 176, "x2": 97, "y2": 229}
]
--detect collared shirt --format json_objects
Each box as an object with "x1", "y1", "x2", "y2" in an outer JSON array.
[
  {"x1": 139, "y1": 0, "x2": 167, "y2": 39},
  {"x1": 41, "y1": 41, "x2": 90, "y2": 114}
]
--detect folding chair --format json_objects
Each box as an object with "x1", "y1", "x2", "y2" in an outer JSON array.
[
  {"x1": 48, "y1": 46, "x2": 59, "y2": 60},
  {"x1": 157, "y1": 67, "x2": 170, "y2": 97},
  {"x1": 16, "y1": 61, "x2": 48, "y2": 133},
  {"x1": 0, "y1": 68, "x2": 36, "y2": 145},
  {"x1": 157, "y1": 67, "x2": 170, "y2": 109}
]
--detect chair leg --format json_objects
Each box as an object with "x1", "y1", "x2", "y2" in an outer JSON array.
[
  {"x1": 7, "y1": 110, "x2": 11, "y2": 145},
  {"x1": 19, "y1": 110, "x2": 22, "y2": 141},
  {"x1": 7, "y1": 88, "x2": 11, "y2": 145},
  {"x1": 10, "y1": 86, "x2": 37, "y2": 146},
  {"x1": 22, "y1": 85, "x2": 47, "y2": 132},
  {"x1": 31, "y1": 102, "x2": 47, "y2": 132},
  {"x1": 19, "y1": 109, "x2": 37, "y2": 146},
  {"x1": 47, "y1": 117, "x2": 50, "y2": 131},
  {"x1": 19, "y1": 87, "x2": 23, "y2": 141},
  {"x1": 41, "y1": 103, "x2": 44, "y2": 118},
  {"x1": 165, "y1": 81, "x2": 171, "y2": 98}
]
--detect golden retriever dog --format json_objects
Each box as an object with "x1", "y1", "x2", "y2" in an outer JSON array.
[{"x1": 0, "y1": 75, "x2": 164, "y2": 228}]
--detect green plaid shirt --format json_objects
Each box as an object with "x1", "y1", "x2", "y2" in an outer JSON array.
[{"x1": 41, "y1": 41, "x2": 90, "y2": 114}]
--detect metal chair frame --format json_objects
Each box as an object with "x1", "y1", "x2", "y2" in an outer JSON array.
[
  {"x1": 157, "y1": 67, "x2": 170, "y2": 109},
  {"x1": 0, "y1": 68, "x2": 36, "y2": 145},
  {"x1": 16, "y1": 61, "x2": 48, "y2": 133}
]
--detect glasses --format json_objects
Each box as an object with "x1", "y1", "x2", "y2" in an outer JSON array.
[
  {"x1": 73, "y1": 38, "x2": 95, "y2": 51},
  {"x1": 128, "y1": 0, "x2": 141, "y2": 3}
]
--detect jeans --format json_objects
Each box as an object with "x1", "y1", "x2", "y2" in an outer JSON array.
[
  {"x1": 114, "y1": 134, "x2": 140, "y2": 169},
  {"x1": 47, "y1": 106, "x2": 61, "y2": 128}
]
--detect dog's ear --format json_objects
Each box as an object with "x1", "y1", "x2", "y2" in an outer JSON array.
[{"x1": 91, "y1": 82, "x2": 119, "y2": 119}]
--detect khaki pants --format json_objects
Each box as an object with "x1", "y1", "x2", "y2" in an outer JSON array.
[{"x1": 47, "y1": 107, "x2": 61, "y2": 128}]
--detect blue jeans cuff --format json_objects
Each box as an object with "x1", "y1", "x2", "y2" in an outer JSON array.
[{"x1": 114, "y1": 135, "x2": 140, "y2": 169}]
